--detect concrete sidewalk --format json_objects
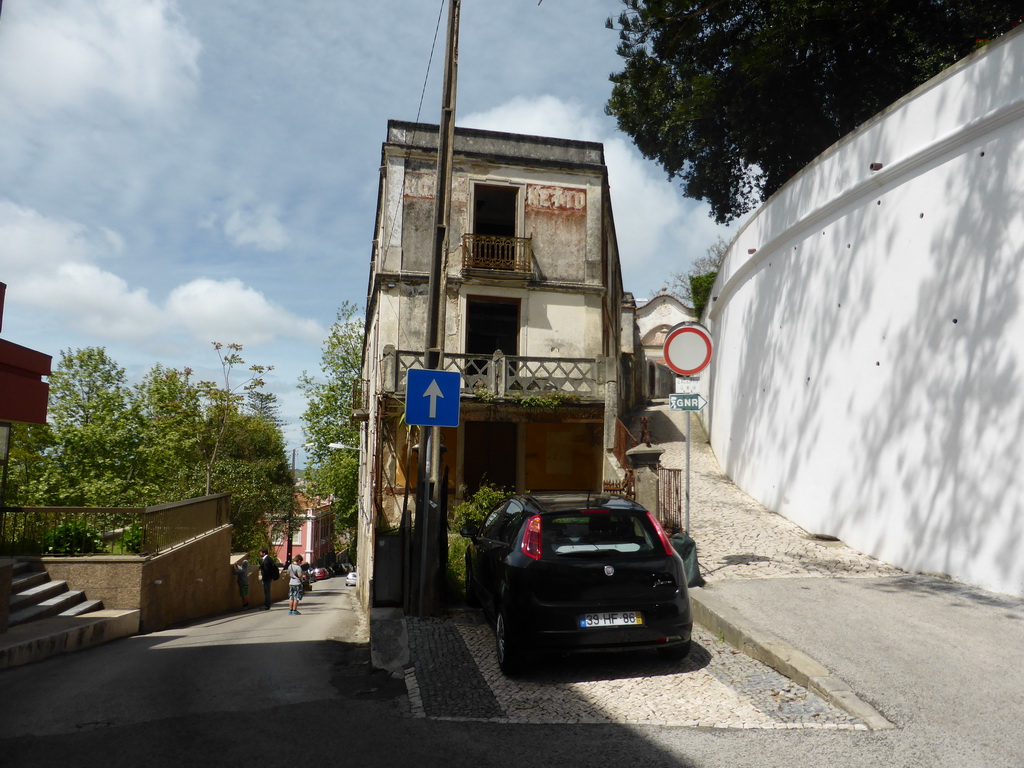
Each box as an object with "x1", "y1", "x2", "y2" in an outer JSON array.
[{"x1": 633, "y1": 399, "x2": 902, "y2": 727}]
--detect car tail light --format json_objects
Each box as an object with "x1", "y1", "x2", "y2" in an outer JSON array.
[
  {"x1": 521, "y1": 515, "x2": 542, "y2": 560},
  {"x1": 646, "y1": 512, "x2": 675, "y2": 556}
]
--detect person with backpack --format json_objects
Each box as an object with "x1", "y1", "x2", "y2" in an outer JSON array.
[{"x1": 259, "y1": 548, "x2": 279, "y2": 610}]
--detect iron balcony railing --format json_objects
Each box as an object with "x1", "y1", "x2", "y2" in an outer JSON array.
[
  {"x1": 380, "y1": 347, "x2": 605, "y2": 400},
  {"x1": 461, "y1": 233, "x2": 533, "y2": 274}
]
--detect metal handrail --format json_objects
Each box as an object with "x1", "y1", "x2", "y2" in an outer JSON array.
[{"x1": 0, "y1": 495, "x2": 231, "y2": 557}]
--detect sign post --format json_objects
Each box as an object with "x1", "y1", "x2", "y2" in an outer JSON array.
[
  {"x1": 664, "y1": 324, "x2": 713, "y2": 535},
  {"x1": 406, "y1": 366, "x2": 461, "y2": 617}
]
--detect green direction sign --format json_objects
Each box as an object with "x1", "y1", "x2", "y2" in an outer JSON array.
[{"x1": 669, "y1": 393, "x2": 707, "y2": 412}]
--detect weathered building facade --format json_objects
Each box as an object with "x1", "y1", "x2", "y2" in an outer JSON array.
[{"x1": 354, "y1": 121, "x2": 641, "y2": 605}]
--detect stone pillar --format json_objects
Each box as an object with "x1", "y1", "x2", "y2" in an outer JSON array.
[{"x1": 626, "y1": 445, "x2": 664, "y2": 514}]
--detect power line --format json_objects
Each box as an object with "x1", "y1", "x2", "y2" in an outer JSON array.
[{"x1": 415, "y1": 0, "x2": 448, "y2": 123}]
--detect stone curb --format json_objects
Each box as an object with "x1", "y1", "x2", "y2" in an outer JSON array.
[{"x1": 690, "y1": 587, "x2": 894, "y2": 731}]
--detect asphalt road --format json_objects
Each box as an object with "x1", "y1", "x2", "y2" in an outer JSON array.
[{"x1": 2, "y1": 574, "x2": 1022, "y2": 768}]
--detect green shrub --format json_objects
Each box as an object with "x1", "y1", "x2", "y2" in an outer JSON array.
[
  {"x1": 515, "y1": 392, "x2": 581, "y2": 408},
  {"x1": 445, "y1": 534, "x2": 468, "y2": 602},
  {"x1": 690, "y1": 270, "x2": 718, "y2": 319},
  {"x1": 450, "y1": 481, "x2": 515, "y2": 530},
  {"x1": 43, "y1": 519, "x2": 103, "y2": 555},
  {"x1": 121, "y1": 523, "x2": 145, "y2": 554}
]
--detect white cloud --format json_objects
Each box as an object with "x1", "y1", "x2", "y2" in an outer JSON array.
[
  {"x1": 461, "y1": 94, "x2": 605, "y2": 142},
  {"x1": 0, "y1": 201, "x2": 322, "y2": 348},
  {"x1": 166, "y1": 278, "x2": 324, "y2": 346},
  {"x1": 0, "y1": 0, "x2": 200, "y2": 119},
  {"x1": 25, "y1": 262, "x2": 165, "y2": 341},
  {"x1": 222, "y1": 204, "x2": 290, "y2": 252},
  {"x1": 0, "y1": 200, "x2": 103, "y2": 278}
]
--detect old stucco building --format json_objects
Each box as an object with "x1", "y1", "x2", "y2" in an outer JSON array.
[{"x1": 354, "y1": 121, "x2": 643, "y2": 605}]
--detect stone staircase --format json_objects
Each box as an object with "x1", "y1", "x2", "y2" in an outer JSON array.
[
  {"x1": 1, "y1": 559, "x2": 140, "y2": 670},
  {"x1": 9, "y1": 560, "x2": 105, "y2": 626}
]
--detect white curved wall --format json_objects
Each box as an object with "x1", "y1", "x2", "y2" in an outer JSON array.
[{"x1": 703, "y1": 27, "x2": 1024, "y2": 597}]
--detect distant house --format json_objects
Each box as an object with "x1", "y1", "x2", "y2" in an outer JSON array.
[
  {"x1": 353, "y1": 121, "x2": 644, "y2": 606},
  {"x1": 635, "y1": 293, "x2": 695, "y2": 397},
  {"x1": 271, "y1": 492, "x2": 334, "y2": 568}
]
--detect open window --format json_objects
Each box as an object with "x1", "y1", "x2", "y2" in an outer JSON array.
[
  {"x1": 473, "y1": 185, "x2": 518, "y2": 237},
  {"x1": 464, "y1": 297, "x2": 519, "y2": 390},
  {"x1": 464, "y1": 184, "x2": 530, "y2": 272},
  {"x1": 466, "y1": 298, "x2": 519, "y2": 356}
]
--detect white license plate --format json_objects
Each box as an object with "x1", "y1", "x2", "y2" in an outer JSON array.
[{"x1": 579, "y1": 611, "x2": 644, "y2": 628}]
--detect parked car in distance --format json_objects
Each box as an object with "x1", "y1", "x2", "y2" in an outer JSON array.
[
  {"x1": 312, "y1": 567, "x2": 330, "y2": 580},
  {"x1": 461, "y1": 492, "x2": 693, "y2": 676},
  {"x1": 345, "y1": 570, "x2": 358, "y2": 586}
]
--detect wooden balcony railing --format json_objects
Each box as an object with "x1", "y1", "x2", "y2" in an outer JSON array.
[{"x1": 461, "y1": 233, "x2": 532, "y2": 274}]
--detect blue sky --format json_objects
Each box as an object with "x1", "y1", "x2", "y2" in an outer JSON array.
[{"x1": 0, "y1": 0, "x2": 733, "y2": 457}]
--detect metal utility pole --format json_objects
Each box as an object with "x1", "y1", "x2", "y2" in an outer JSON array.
[{"x1": 415, "y1": 0, "x2": 460, "y2": 617}]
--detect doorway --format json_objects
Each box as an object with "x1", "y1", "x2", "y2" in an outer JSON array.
[{"x1": 463, "y1": 422, "x2": 517, "y2": 494}]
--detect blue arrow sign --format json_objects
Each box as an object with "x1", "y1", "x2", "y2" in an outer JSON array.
[{"x1": 405, "y1": 368, "x2": 461, "y2": 427}]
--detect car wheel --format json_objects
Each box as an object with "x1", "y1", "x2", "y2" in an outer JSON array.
[
  {"x1": 495, "y1": 606, "x2": 526, "y2": 676},
  {"x1": 464, "y1": 554, "x2": 481, "y2": 608},
  {"x1": 657, "y1": 640, "x2": 692, "y2": 661}
]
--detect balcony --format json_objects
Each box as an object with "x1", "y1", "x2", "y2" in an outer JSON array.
[
  {"x1": 461, "y1": 233, "x2": 532, "y2": 275},
  {"x1": 380, "y1": 347, "x2": 604, "y2": 401}
]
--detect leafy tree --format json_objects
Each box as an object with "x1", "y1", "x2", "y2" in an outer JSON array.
[
  {"x1": 189, "y1": 343, "x2": 291, "y2": 552},
  {"x1": 689, "y1": 271, "x2": 719, "y2": 320},
  {"x1": 246, "y1": 389, "x2": 283, "y2": 426},
  {"x1": 134, "y1": 364, "x2": 205, "y2": 503},
  {"x1": 7, "y1": 343, "x2": 292, "y2": 557},
  {"x1": 4, "y1": 423, "x2": 53, "y2": 506},
  {"x1": 196, "y1": 342, "x2": 272, "y2": 496},
  {"x1": 607, "y1": 1, "x2": 1023, "y2": 223},
  {"x1": 668, "y1": 234, "x2": 729, "y2": 307},
  {"x1": 299, "y1": 303, "x2": 364, "y2": 553},
  {"x1": 34, "y1": 347, "x2": 146, "y2": 506},
  {"x1": 210, "y1": 412, "x2": 294, "y2": 555}
]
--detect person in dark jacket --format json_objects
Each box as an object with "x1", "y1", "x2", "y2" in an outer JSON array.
[{"x1": 259, "y1": 548, "x2": 279, "y2": 610}]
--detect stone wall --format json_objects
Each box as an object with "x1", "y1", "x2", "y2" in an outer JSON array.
[{"x1": 40, "y1": 528, "x2": 289, "y2": 632}]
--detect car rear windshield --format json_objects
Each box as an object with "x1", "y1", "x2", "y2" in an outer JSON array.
[{"x1": 543, "y1": 512, "x2": 660, "y2": 557}]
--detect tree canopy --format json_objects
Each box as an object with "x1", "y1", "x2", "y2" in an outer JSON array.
[
  {"x1": 606, "y1": 1, "x2": 1023, "y2": 223},
  {"x1": 299, "y1": 303, "x2": 364, "y2": 554},
  {"x1": 6, "y1": 344, "x2": 292, "y2": 555}
]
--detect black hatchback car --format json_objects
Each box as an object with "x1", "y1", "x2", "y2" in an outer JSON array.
[{"x1": 461, "y1": 492, "x2": 692, "y2": 675}]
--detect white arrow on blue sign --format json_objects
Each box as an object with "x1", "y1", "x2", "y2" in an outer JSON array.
[
  {"x1": 405, "y1": 368, "x2": 461, "y2": 427},
  {"x1": 669, "y1": 392, "x2": 707, "y2": 412}
]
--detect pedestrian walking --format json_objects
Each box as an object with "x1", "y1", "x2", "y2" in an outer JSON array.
[
  {"x1": 234, "y1": 557, "x2": 250, "y2": 609},
  {"x1": 288, "y1": 555, "x2": 305, "y2": 615},
  {"x1": 259, "y1": 548, "x2": 279, "y2": 610}
]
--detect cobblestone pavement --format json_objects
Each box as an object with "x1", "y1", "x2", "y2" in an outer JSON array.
[
  {"x1": 644, "y1": 403, "x2": 904, "y2": 583},
  {"x1": 402, "y1": 399, "x2": 902, "y2": 729},
  {"x1": 405, "y1": 617, "x2": 863, "y2": 729}
]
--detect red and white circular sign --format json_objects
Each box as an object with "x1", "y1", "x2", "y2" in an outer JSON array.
[{"x1": 662, "y1": 323, "x2": 713, "y2": 376}]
